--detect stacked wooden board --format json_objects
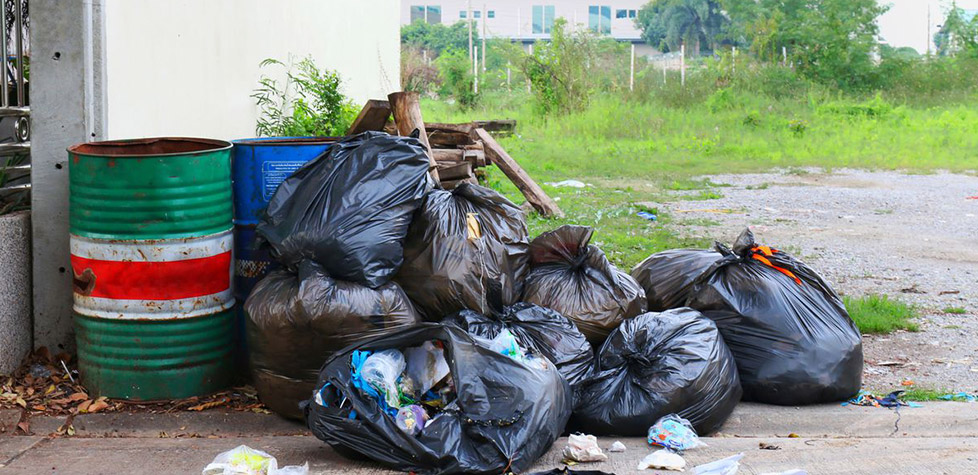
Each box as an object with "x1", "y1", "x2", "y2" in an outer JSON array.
[{"x1": 347, "y1": 92, "x2": 563, "y2": 218}]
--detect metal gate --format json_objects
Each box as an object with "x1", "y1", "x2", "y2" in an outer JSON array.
[{"x1": 0, "y1": 0, "x2": 29, "y2": 213}]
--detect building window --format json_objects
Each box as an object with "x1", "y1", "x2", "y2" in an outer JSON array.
[
  {"x1": 412, "y1": 5, "x2": 441, "y2": 23},
  {"x1": 410, "y1": 5, "x2": 425, "y2": 23},
  {"x1": 629, "y1": 9, "x2": 637, "y2": 18},
  {"x1": 532, "y1": 5, "x2": 555, "y2": 34},
  {"x1": 459, "y1": 10, "x2": 466, "y2": 18},
  {"x1": 474, "y1": 10, "x2": 481, "y2": 18},
  {"x1": 427, "y1": 5, "x2": 441, "y2": 23},
  {"x1": 488, "y1": 10, "x2": 495, "y2": 19},
  {"x1": 616, "y1": 9, "x2": 627, "y2": 19},
  {"x1": 589, "y1": 5, "x2": 611, "y2": 34}
]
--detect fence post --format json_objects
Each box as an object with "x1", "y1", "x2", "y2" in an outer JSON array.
[
  {"x1": 629, "y1": 43, "x2": 635, "y2": 92},
  {"x1": 473, "y1": 46, "x2": 479, "y2": 94},
  {"x1": 680, "y1": 44, "x2": 686, "y2": 87}
]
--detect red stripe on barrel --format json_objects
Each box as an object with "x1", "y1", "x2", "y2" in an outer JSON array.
[{"x1": 70, "y1": 252, "x2": 231, "y2": 300}]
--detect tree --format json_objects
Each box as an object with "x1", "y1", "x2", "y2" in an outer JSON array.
[
  {"x1": 401, "y1": 20, "x2": 477, "y2": 56},
  {"x1": 636, "y1": 0, "x2": 728, "y2": 56},
  {"x1": 934, "y1": 3, "x2": 978, "y2": 57},
  {"x1": 722, "y1": 0, "x2": 888, "y2": 89}
]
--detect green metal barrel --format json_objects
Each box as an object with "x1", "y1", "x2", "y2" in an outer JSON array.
[{"x1": 68, "y1": 137, "x2": 234, "y2": 400}]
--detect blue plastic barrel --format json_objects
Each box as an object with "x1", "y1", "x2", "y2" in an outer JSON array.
[{"x1": 231, "y1": 137, "x2": 336, "y2": 372}]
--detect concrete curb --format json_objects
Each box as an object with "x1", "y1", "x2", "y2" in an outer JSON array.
[{"x1": 0, "y1": 210, "x2": 31, "y2": 375}]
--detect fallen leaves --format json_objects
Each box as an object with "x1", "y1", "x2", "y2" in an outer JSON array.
[{"x1": 1, "y1": 347, "x2": 266, "y2": 419}]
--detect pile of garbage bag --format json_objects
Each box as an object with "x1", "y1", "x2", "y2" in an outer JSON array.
[
  {"x1": 305, "y1": 323, "x2": 572, "y2": 474},
  {"x1": 443, "y1": 302, "x2": 594, "y2": 388},
  {"x1": 522, "y1": 225, "x2": 647, "y2": 345},
  {"x1": 630, "y1": 248, "x2": 721, "y2": 311},
  {"x1": 571, "y1": 308, "x2": 741, "y2": 436},
  {"x1": 631, "y1": 229, "x2": 863, "y2": 405},
  {"x1": 256, "y1": 131, "x2": 431, "y2": 288},
  {"x1": 395, "y1": 183, "x2": 529, "y2": 319},
  {"x1": 245, "y1": 261, "x2": 420, "y2": 419}
]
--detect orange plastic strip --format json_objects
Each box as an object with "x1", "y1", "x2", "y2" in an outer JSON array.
[{"x1": 750, "y1": 246, "x2": 802, "y2": 285}]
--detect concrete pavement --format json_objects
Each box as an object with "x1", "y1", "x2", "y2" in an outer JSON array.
[{"x1": 2, "y1": 402, "x2": 977, "y2": 474}]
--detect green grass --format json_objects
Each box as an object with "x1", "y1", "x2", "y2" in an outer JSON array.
[
  {"x1": 901, "y1": 387, "x2": 952, "y2": 402},
  {"x1": 423, "y1": 88, "x2": 978, "y2": 268},
  {"x1": 843, "y1": 294, "x2": 919, "y2": 334},
  {"x1": 943, "y1": 307, "x2": 967, "y2": 315}
]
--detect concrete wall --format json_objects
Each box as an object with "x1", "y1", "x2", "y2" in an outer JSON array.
[
  {"x1": 102, "y1": 0, "x2": 401, "y2": 140},
  {"x1": 401, "y1": 0, "x2": 646, "y2": 40}
]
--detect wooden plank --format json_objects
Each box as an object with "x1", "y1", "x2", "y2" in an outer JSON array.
[
  {"x1": 473, "y1": 119, "x2": 517, "y2": 134},
  {"x1": 474, "y1": 128, "x2": 563, "y2": 218},
  {"x1": 431, "y1": 148, "x2": 464, "y2": 162},
  {"x1": 463, "y1": 149, "x2": 486, "y2": 168},
  {"x1": 437, "y1": 161, "x2": 473, "y2": 181},
  {"x1": 425, "y1": 122, "x2": 476, "y2": 135},
  {"x1": 428, "y1": 130, "x2": 473, "y2": 146},
  {"x1": 388, "y1": 91, "x2": 440, "y2": 186},
  {"x1": 346, "y1": 99, "x2": 391, "y2": 135}
]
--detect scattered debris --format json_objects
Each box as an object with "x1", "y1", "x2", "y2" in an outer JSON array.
[
  {"x1": 563, "y1": 433, "x2": 609, "y2": 463},
  {"x1": 899, "y1": 285, "x2": 926, "y2": 294},
  {"x1": 546, "y1": 180, "x2": 590, "y2": 188},
  {"x1": 693, "y1": 453, "x2": 744, "y2": 475},
  {"x1": 529, "y1": 468, "x2": 615, "y2": 475},
  {"x1": 636, "y1": 211, "x2": 658, "y2": 221},
  {"x1": 759, "y1": 470, "x2": 808, "y2": 475},
  {"x1": 609, "y1": 441, "x2": 627, "y2": 452},
  {"x1": 901, "y1": 380, "x2": 915, "y2": 386},
  {"x1": 202, "y1": 445, "x2": 308, "y2": 475},
  {"x1": 842, "y1": 390, "x2": 921, "y2": 408},
  {"x1": 637, "y1": 449, "x2": 686, "y2": 471},
  {"x1": 758, "y1": 442, "x2": 781, "y2": 450},
  {"x1": 647, "y1": 414, "x2": 706, "y2": 451},
  {"x1": 938, "y1": 290, "x2": 960, "y2": 296},
  {"x1": 938, "y1": 392, "x2": 977, "y2": 402}
]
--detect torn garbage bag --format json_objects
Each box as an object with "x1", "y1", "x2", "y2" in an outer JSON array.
[
  {"x1": 394, "y1": 183, "x2": 529, "y2": 319},
  {"x1": 245, "y1": 261, "x2": 420, "y2": 419},
  {"x1": 570, "y1": 309, "x2": 741, "y2": 436},
  {"x1": 630, "y1": 248, "x2": 722, "y2": 311},
  {"x1": 305, "y1": 324, "x2": 573, "y2": 475},
  {"x1": 685, "y1": 228, "x2": 863, "y2": 405},
  {"x1": 443, "y1": 303, "x2": 594, "y2": 388},
  {"x1": 257, "y1": 131, "x2": 431, "y2": 288},
  {"x1": 522, "y1": 225, "x2": 647, "y2": 345}
]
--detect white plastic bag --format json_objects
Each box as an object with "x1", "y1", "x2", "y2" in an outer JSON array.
[
  {"x1": 562, "y1": 433, "x2": 609, "y2": 463},
  {"x1": 362, "y1": 349, "x2": 406, "y2": 408},
  {"x1": 402, "y1": 341, "x2": 450, "y2": 396},
  {"x1": 609, "y1": 440, "x2": 627, "y2": 452},
  {"x1": 693, "y1": 453, "x2": 744, "y2": 475},
  {"x1": 202, "y1": 445, "x2": 308, "y2": 475},
  {"x1": 637, "y1": 449, "x2": 686, "y2": 471}
]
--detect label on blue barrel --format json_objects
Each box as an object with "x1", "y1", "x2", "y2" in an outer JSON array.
[{"x1": 261, "y1": 161, "x2": 307, "y2": 201}]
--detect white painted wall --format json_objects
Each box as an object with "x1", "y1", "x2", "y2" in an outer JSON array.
[{"x1": 103, "y1": 0, "x2": 401, "y2": 140}]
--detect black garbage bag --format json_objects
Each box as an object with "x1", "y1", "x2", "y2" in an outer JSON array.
[
  {"x1": 570, "y1": 308, "x2": 741, "y2": 436},
  {"x1": 245, "y1": 261, "x2": 421, "y2": 419},
  {"x1": 686, "y1": 229, "x2": 863, "y2": 405},
  {"x1": 630, "y1": 248, "x2": 722, "y2": 311},
  {"x1": 394, "y1": 183, "x2": 529, "y2": 320},
  {"x1": 257, "y1": 131, "x2": 431, "y2": 288},
  {"x1": 522, "y1": 225, "x2": 647, "y2": 345},
  {"x1": 443, "y1": 302, "x2": 594, "y2": 388},
  {"x1": 305, "y1": 323, "x2": 573, "y2": 475}
]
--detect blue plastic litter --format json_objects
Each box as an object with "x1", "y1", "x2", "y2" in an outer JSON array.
[
  {"x1": 351, "y1": 350, "x2": 400, "y2": 417},
  {"x1": 637, "y1": 211, "x2": 658, "y2": 221},
  {"x1": 939, "y1": 392, "x2": 977, "y2": 402}
]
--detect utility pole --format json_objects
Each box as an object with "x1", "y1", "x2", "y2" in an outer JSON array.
[
  {"x1": 732, "y1": 46, "x2": 737, "y2": 74},
  {"x1": 473, "y1": 47, "x2": 479, "y2": 94},
  {"x1": 927, "y1": 3, "x2": 932, "y2": 56},
  {"x1": 482, "y1": 3, "x2": 487, "y2": 72},
  {"x1": 629, "y1": 43, "x2": 635, "y2": 91},
  {"x1": 468, "y1": 0, "x2": 473, "y2": 67}
]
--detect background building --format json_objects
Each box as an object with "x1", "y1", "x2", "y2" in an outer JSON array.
[{"x1": 400, "y1": 1, "x2": 657, "y2": 54}]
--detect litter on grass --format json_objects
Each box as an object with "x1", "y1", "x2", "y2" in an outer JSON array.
[
  {"x1": 202, "y1": 445, "x2": 308, "y2": 475},
  {"x1": 563, "y1": 433, "x2": 609, "y2": 463},
  {"x1": 637, "y1": 449, "x2": 686, "y2": 471}
]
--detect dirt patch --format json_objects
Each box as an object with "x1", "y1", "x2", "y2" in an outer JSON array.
[{"x1": 667, "y1": 169, "x2": 978, "y2": 393}]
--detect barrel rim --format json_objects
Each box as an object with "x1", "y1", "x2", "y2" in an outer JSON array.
[
  {"x1": 67, "y1": 137, "x2": 232, "y2": 157},
  {"x1": 231, "y1": 136, "x2": 340, "y2": 146}
]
